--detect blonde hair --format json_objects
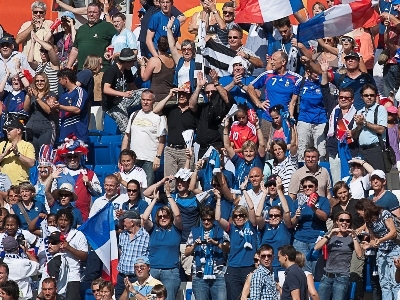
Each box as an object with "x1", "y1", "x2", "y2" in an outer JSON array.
[
  {"x1": 232, "y1": 205, "x2": 249, "y2": 225},
  {"x1": 241, "y1": 140, "x2": 257, "y2": 152},
  {"x1": 83, "y1": 55, "x2": 102, "y2": 72},
  {"x1": 34, "y1": 73, "x2": 50, "y2": 95},
  {"x1": 295, "y1": 251, "x2": 306, "y2": 268}
]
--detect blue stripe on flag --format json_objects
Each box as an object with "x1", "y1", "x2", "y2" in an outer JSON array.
[
  {"x1": 78, "y1": 202, "x2": 114, "y2": 251},
  {"x1": 297, "y1": 13, "x2": 326, "y2": 44},
  {"x1": 290, "y1": 0, "x2": 305, "y2": 14}
]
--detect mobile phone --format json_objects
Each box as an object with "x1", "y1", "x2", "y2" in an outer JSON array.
[{"x1": 150, "y1": 294, "x2": 157, "y2": 300}]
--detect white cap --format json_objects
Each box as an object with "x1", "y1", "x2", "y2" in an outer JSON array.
[{"x1": 371, "y1": 170, "x2": 386, "y2": 180}]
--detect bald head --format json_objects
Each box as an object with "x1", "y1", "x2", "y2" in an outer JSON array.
[{"x1": 249, "y1": 167, "x2": 263, "y2": 189}]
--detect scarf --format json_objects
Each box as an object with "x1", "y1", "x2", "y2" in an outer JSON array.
[
  {"x1": 327, "y1": 105, "x2": 357, "y2": 140},
  {"x1": 239, "y1": 221, "x2": 253, "y2": 249},
  {"x1": 40, "y1": 219, "x2": 53, "y2": 263},
  {"x1": 280, "y1": 111, "x2": 292, "y2": 145},
  {"x1": 203, "y1": 148, "x2": 221, "y2": 189},
  {"x1": 173, "y1": 57, "x2": 196, "y2": 92},
  {"x1": 338, "y1": 140, "x2": 352, "y2": 179},
  {"x1": 281, "y1": 39, "x2": 299, "y2": 72},
  {"x1": 201, "y1": 227, "x2": 215, "y2": 279}
]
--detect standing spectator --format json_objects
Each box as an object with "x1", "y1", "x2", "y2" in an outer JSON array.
[
  {"x1": 352, "y1": 84, "x2": 387, "y2": 171},
  {"x1": 102, "y1": 48, "x2": 143, "y2": 133},
  {"x1": 387, "y1": 106, "x2": 400, "y2": 163},
  {"x1": 368, "y1": 170, "x2": 400, "y2": 216},
  {"x1": 55, "y1": 0, "x2": 119, "y2": 22},
  {"x1": 56, "y1": 69, "x2": 89, "y2": 143},
  {"x1": 247, "y1": 51, "x2": 302, "y2": 144},
  {"x1": 212, "y1": 1, "x2": 237, "y2": 46},
  {"x1": 119, "y1": 180, "x2": 148, "y2": 216},
  {"x1": 249, "y1": 244, "x2": 278, "y2": 300},
  {"x1": 133, "y1": 9, "x2": 146, "y2": 56},
  {"x1": 66, "y1": 2, "x2": 117, "y2": 71},
  {"x1": 121, "y1": 89, "x2": 166, "y2": 186},
  {"x1": 153, "y1": 86, "x2": 197, "y2": 186},
  {"x1": 115, "y1": 210, "x2": 149, "y2": 300},
  {"x1": 76, "y1": 55, "x2": 102, "y2": 109},
  {"x1": 0, "y1": 120, "x2": 35, "y2": 185},
  {"x1": 146, "y1": 0, "x2": 181, "y2": 58},
  {"x1": 16, "y1": 1, "x2": 53, "y2": 63},
  {"x1": 278, "y1": 245, "x2": 308, "y2": 300},
  {"x1": 52, "y1": 12, "x2": 76, "y2": 69},
  {"x1": 138, "y1": 36, "x2": 175, "y2": 102}
]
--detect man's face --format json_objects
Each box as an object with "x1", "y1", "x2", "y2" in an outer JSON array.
[
  {"x1": 232, "y1": 63, "x2": 245, "y2": 76},
  {"x1": 222, "y1": 6, "x2": 235, "y2": 22},
  {"x1": 123, "y1": 218, "x2": 134, "y2": 231},
  {"x1": 112, "y1": 16, "x2": 125, "y2": 32},
  {"x1": 48, "y1": 240, "x2": 61, "y2": 254},
  {"x1": 277, "y1": 25, "x2": 292, "y2": 41},
  {"x1": 371, "y1": 175, "x2": 385, "y2": 191},
  {"x1": 304, "y1": 151, "x2": 318, "y2": 169},
  {"x1": 228, "y1": 30, "x2": 242, "y2": 49},
  {"x1": 160, "y1": 0, "x2": 172, "y2": 14},
  {"x1": 259, "y1": 249, "x2": 274, "y2": 268},
  {"x1": 204, "y1": 85, "x2": 217, "y2": 100},
  {"x1": 141, "y1": 93, "x2": 155, "y2": 112},
  {"x1": 32, "y1": 7, "x2": 45, "y2": 21},
  {"x1": 0, "y1": 266, "x2": 8, "y2": 283},
  {"x1": 0, "y1": 42, "x2": 13, "y2": 59},
  {"x1": 277, "y1": 250, "x2": 286, "y2": 267},
  {"x1": 65, "y1": 153, "x2": 81, "y2": 169},
  {"x1": 42, "y1": 282, "x2": 56, "y2": 300},
  {"x1": 176, "y1": 178, "x2": 189, "y2": 192},
  {"x1": 87, "y1": 6, "x2": 101, "y2": 25},
  {"x1": 270, "y1": 52, "x2": 285, "y2": 71},
  {"x1": 338, "y1": 91, "x2": 354, "y2": 109},
  {"x1": 6, "y1": 127, "x2": 20, "y2": 141},
  {"x1": 20, "y1": 189, "x2": 33, "y2": 202},
  {"x1": 344, "y1": 57, "x2": 360, "y2": 71},
  {"x1": 248, "y1": 169, "x2": 262, "y2": 188},
  {"x1": 135, "y1": 263, "x2": 150, "y2": 280},
  {"x1": 58, "y1": 76, "x2": 68, "y2": 88},
  {"x1": 362, "y1": 88, "x2": 377, "y2": 108},
  {"x1": 104, "y1": 178, "x2": 118, "y2": 198}
]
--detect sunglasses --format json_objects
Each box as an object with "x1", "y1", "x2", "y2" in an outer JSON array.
[
  {"x1": 158, "y1": 214, "x2": 170, "y2": 219},
  {"x1": 323, "y1": 38, "x2": 332, "y2": 42},
  {"x1": 5, "y1": 127, "x2": 16, "y2": 132},
  {"x1": 36, "y1": 79, "x2": 45, "y2": 83},
  {"x1": 212, "y1": 183, "x2": 220, "y2": 188},
  {"x1": 39, "y1": 49, "x2": 48, "y2": 53},
  {"x1": 339, "y1": 218, "x2": 351, "y2": 223},
  {"x1": 233, "y1": 213, "x2": 246, "y2": 219},
  {"x1": 223, "y1": 11, "x2": 234, "y2": 15},
  {"x1": 49, "y1": 241, "x2": 60, "y2": 245},
  {"x1": 127, "y1": 189, "x2": 138, "y2": 193},
  {"x1": 66, "y1": 154, "x2": 79, "y2": 159},
  {"x1": 92, "y1": 289, "x2": 100, "y2": 293},
  {"x1": 266, "y1": 182, "x2": 276, "y2": 187},
  {"x1": 202, "y1": 218, "x2": 212, "y2": 222},
  {"x1": 269, "y1": 214, "x2": 281, "y2": 218},
  {"x1": 33, "y1": 10, "x2": 45, "y2": 14},
  {"x1": 134, "y1": 265, "x2": 146, "y2": 271},
  {"x1": 228, "y1": 36, "x2": 239, "y2": 40},
  {"x1": 338, "y1": 96, "x2": 352, "y2": 100},
  {"x1": 58, "y1": 193, "x2": 71, "y2": 198},
  {"x1": 362, "y1": 94, "x2": 376, "y2": 98},
  {"x1": 205, "y1": 90, "x2": 216, "y2": 95},
  {"x1": 182, "y1": 48, "x2": 192, "y2": 52},
  {"x1": 302, "y1": 184, "x2": 315, "y2": 189},
  {"x1": 341, "y1": 37, "x2": 353, "y2": 43},
  {"x1": 260, "y1": 254, "x2": 273, "y2": 259},
  {"x1": 253, "y1": 258, "x2": 259, "y2": 263}
]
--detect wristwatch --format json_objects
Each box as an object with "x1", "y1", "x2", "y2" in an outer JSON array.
[
  {"x1": 15, "y1": 151, "x2": 21, "y2": 157},
  {"x1": 156, "y1": 155, "x2": 161, "y2": 159},
  {"x1": 214, "y1": 82, "x2": 220, "y2": 87},
  {"x1": 238, "y1": 82, "x2": 244, "y2": 88},
  {"x1": 363, "y1": 120, "x2": 367, "y2": 127}
]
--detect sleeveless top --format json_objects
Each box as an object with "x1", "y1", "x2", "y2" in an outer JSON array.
[
  {"x1": 150, "y1": 57, "x2": 175, "y2": 102},
  {"x1": 36, "y1": 62, "x2": 59, "y2": 95}
]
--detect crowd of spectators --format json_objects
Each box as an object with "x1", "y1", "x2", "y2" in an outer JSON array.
[{"x1": 2, "y1": 0, "x2": 400, "y2": 300}]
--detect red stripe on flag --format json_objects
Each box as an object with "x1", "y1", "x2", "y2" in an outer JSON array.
[
  {"x1": 110, "y1": 259, "x2": 119, "y2": 286},
  {"x1": 349, "y1": 0, "x2": 379, "y2": 29},
  {"x1": 235, "y1": 0, "x2": 264, "y2": 23}
]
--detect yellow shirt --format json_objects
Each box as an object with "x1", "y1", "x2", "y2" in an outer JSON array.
[
  {"x1": 129, "y1": 276, "x2": 162, "y2": 300},
  {"x1": 0, "y1": 140, "x2": 35, "y2": 184}
]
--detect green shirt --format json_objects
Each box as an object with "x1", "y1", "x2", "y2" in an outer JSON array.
[{"x1": 73, "y1": 20, "x2": 117, "y2": 70}]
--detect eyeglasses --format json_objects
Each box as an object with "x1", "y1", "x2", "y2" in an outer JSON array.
[
  {"x1": 32, "y1": 10, "x2": 45, "y2": 14},
  {"x1": 223, "y1": 11, "x2": 234, "y2": 15},
  {"x1": 260, "y1": 254, "x2": 273, "y2": 259},
  {"x1": 233, "y1": 213, "x2": 246, "y2": 219},
  {"x1": 134, "y1": 265, "x2": 146, "y2": 271},
  {"x1": 212, "y1": 183, "x2": 220, "y2": 188},
  {"x1": 323, "y1": 38, "x2": 332, "y2": 42},
  {"x1": 36, "y1": 79, "x2": 45, "y2": 83},
  {"x1": 58, "y1": 193, "x2": 71, "y2": 198},
  {"x1": 182, "y1": 48, "x2": 192, "y2": 52},
  {"x1": 49, "y1": 241, "x2": 60, "y2": 245},
  {"x1": 302, "y1": 184, "x2": 315, "y2": 189},
  {"x1": 266, "y1": 182, "x2": 276, "y2": 187},
  {"x1": 341, "y1": 37, "x2": 353, "y2": 43},
  {"x1": 39, "y1": 49, "x2": 48, "y2": 53},
  {"x1": 253, "y1": 258, "x2": 259, "y2": 263},
  {"x1": 66, "y1": 154, "x2": 79, "y2": 159},
  {"x1": 205, "y1": 90, "x2": 216, "y2": 95},
  {"x1": 158, "y1": 214, "x2": 170, "y2": 219},
  {"x1": 269, "y1": 214, "x2": 281, "y2": 218},
  {"x1": 338, "y1": 96, "x2": 352, "y2": 100},
  {"x1": 127, "y1": 189, "x2": 138, "y2": 193},
  {"x1": 362, "y1": 94, "x2": 376, "y2": 98},
  {"x1": 339, "y1": 218, "x2": 351, "y2": 223},
  {"x1": 92, "y1": 289, "x2": 100, "y2": 293},
  {"x1": 228, "y1": 36, "x2": 239, "y2": 40},
  {"x1": 202, "y1": 218, "x2": 212, "y2": 222},
  {"x1": 233, "y1": 63, "x2": 243, "y2": 67}
]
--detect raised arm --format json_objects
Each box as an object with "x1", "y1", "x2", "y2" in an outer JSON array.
[
  {"x1": 55, "y1": 0, "x2": 87, "y2": 14},
  {"x1": 0, "y1": 68, "x2": 10, "y2": 96},
  {"x1": 27, "y1": 34, "x2": 38, "y2": 70},
  {"x1": 209, "y1": 69, "x2": 230, "y2": 103},
  {"x1": 167, "y1": 16, "x2": 181, "y2": 63},
  {"x1": 276, "y1": 177, "x2": 292, "y2": 227},
  {"x1": 300, "y1": 56, "x2": 324, "y2": 75},
  {"x1": 216, "y1": 172, "x2": 234, "y2": 201},
  {"x1": 255, "y1": 116, "x2": 266, "y2": 157},
  {"x1": 146, "y1": 29, "x2": 158, "y2": 58},
  {"x1": 223, "y1": 117, "x2": 235, "y2": 159},
  {"x1": 143, "y1": 175, "x2": 172, "y2": 198},
  {"x1": 165, "y1": 182, "x2": 183, "y2": 230},
  {"x1": 289, "y1": 124, "x2": 298, "y2": 156},
  {"x1": 188, "y1": 72, "x2": 206, "y2": 112},
  {"x1": 189, "y1": 160, "x2": 204, "y2": 192},
  {"x1": 153, "y1": 88, "x2": 178, "y2": 114},
  {"x1": 33, "y1": 33, "x2": 60, "y2": 68},
  {"x1": 215, "y1": 195, "x2": 229, "y2": 231},
  {"x1": 45, "y1": 168, "x2": 63, "y2": 207},
  {"x1": 242, "y1": 190, "x2": 257, "y2": 226},
  {"x1": 317, "y1": 38, "x2": 339, "y2": 55},
  {"x1": 255, "y1": 184, "x2": 268, "y2": 229}
]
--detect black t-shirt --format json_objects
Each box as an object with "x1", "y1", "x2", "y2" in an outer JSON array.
[
  {"x1": 194, "y1": 103, "x2": 221, "y2": 145},
  {"x1": 331, "y1": 198, "x2": 365, "y2": 230},
  {"x1": 281, "y1": 264, "x2": 308, "y2": 300},
  {"x1": 101, "y1": 64, "x2": 134, "y2": 111},
  {"x1": 162, "y1": 105, "x2": 197, "y2": 145},
  {"x1": 77, "y1": 69, "x2": 94, "y2": 104}
]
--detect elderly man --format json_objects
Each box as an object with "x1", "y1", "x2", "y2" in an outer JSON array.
[
  {"x1": 0, "y1": 119, "x2": 35, "y2": 185},
  {"x1": 116, "y1": 211, "x2": 149, "y2": 300},
  {"x1": 121, "y1": 89, "x2": 167, "y2": 186},
  {"x1": 16, "y1": 1, "x2": 53, "y2": 62}
]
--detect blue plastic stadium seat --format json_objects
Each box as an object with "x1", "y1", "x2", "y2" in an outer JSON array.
[
  {"x1": 89, "y1": 129, "x2": 110, "y2": 136},
  {"x1": 88, "y1": 135, "x2": 100, "y2": 143},
  {"x1": 93, "y1": 142, "x2": 117, "y2": 165},
  {"x1": 185, "y1": 289, "x2": 192, "y2": 300},
  {"x1": 100, "y1": 135, "x2": 122, "y2": 144},
  {"x1": 80, "y1": 281, "x2": 95, "y2": 300},
  {"x1": 94, "y1": 165, "x2": 119, "y2": 177},
  {"x1": 103, "y1": 113, "x2": 121, "y2": 135}
]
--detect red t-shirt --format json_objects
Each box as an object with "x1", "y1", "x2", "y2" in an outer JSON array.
[{"x1": 229, "y1": 121, "x2": 257, "y2": 157}]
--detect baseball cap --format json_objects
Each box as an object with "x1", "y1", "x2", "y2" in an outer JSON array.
[
  {"x1": 344, "y1": 51, "x2": 360, "y2": 60},
  {"x1": 48, "y1": 231, "x2": 66, "y2": 243},
  {"x1": 265, "y1": 174, "x2": 278, "y2": 186},
  {"x1": 3, "y1": 236, "x2": 18, "y2": 252},
  {"x1": 61, "y1": 11, "x2": 75, "y2": 20},
  {"x1": 371, "y1": 170, "x2": 386, "y2": 180},
  {"x1": 6, "y1": 119, "x2": 24, "y2": 131},
  {"x1": 0, "y1": 36, "x2": 14, "y2": 44},
  {"x1": 386, "y1": 106, "x2": 398, "y2": 114},
  {"x1": 118, "y1": 210, "x2": 140, "y2": 220},
  {"x1": 134, "y1": 256, "x2": 150, "y2": 265}
]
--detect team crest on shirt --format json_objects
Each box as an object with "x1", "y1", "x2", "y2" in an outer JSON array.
[
  {"x1": 315, "y1": 89, "x2": 321, "y2": 94},
  {"x1": 285, "y1": 80, "x2": 289, "y2": 87},
  {"x1": 113, "y1": 203, "x2": 120, "y2": 210},
  {"x1": 360, "y1": 78, "x2": 365, "y2": 83},
  {"x1": 35, "y1": 207, "x2": 38, "y2": 211},
  {"x1": 94, "y1": 34, "x2": 98, "y2": 38}
]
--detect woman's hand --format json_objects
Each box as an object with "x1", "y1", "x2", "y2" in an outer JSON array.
[
  {"x1": 169, "y1": 87, "x2": 179, "y2": 97},
  {"x1": 153, "y1": 188, "x2": 159, "y2": 201},
  {"x1": 276, "y1": 176, "x2": 283, "y2": 191},
  {"x1": 222, "y1": 117, "x2": 230, "y2": 128},
  {"x1": 213, "y1": 188, "x2": 221, "y2": 199},
  {"x1": 185, "y1": 148, "x2": 193, "y2": 159},
  {"x1": 329, "y1": 228, "x2": 340, "y2": 237},
  {"x1": 164, "y1": 180, "x2": 172, "y2": 197},
  {"x1": 320, "y1": 57, "x2": 329, "y2": 73},
  {"x1": 207, "y1": 237, "x2": 219, "y2": 246},
  {"x1": 209, "y1": 69, "x2": 219, "y2": 84},
  {"x1": 194, "y1": 237, "x2": 202, "y2": 245},
  {"x1": 167, "y1": 16, "x2": 176, "y2": 30},
  {"x1": 51, "y1": 167, "x2": 63, "y2": 179},
  {"x1": 240, "y1": 176, "x2": 248, "y2": 191},
  {"x1": 294, "y1": 208, "x2": 302, "y2": 219},
  {"x1": 196, "y1": 71, "x2": 207, "y2": 88},
  {"x1": 103, "y1": 0, "x2": 110, "y2": 13}
]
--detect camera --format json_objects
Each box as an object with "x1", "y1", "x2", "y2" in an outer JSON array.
[
  {"x1": 201, "y1": 240, "x2": 208, "y2": 244},
  {"x1": 16, "y1": 233, "x2": 25, "y2": 246},
  {"x1": 61, "y1": 16, "x2": 67, "y2": 22},
  {"x1": 149, "y1": 294, "x2": 157, "y2": 300},
  {"x1": 357, "y1": 232, "x2": 370, "y2": 242}
]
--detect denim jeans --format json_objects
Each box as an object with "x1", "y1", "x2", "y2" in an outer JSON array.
[
  {"x1": 377, "y1": 247, "x2": 400, "y2": 300},
  {"x1": 150, "y1": 267, "x2": 181, "y2": 300},
  {"x1": 192, "y1": 274, "x2": 227, "y2": 300},
  {"x1": 383, "y1": 63, "x2": 399, "y2": 97},
  {"x1": 115, "y1": 273, "x2": 137, "y2": 300},
  {"x1": 136, "y1": 160, "x2": 155, "y2": 186},
  {"x1": 293, "y1": 239, "x2": 317, "y2": 274},
  {"x1": 318, "y1": 274, "x2": 349, "y2": 300},
  {"x1": 225, "y1": 266, "x2": 254, "y2": 300}
]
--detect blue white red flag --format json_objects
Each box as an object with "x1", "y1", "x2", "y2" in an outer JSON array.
[
  {"x1": 79, "y1": 203, "x2": 118, "y2": 285},
  {"x1": 297, "y1": 0, "x2": 378, "y2": 44},
  {"x1": 235, "y1": 0, "x2": 304, "y2": 23}
]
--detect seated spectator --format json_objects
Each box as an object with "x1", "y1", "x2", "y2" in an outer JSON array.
[
  {"x1": 142, "y1": 183, "x2": 182, "y2": 300},
  {"x1": 52, "y1": 12, "x2": 76, "y2": 69},
  {"x1": 3, "y1": 236, "x2": 39, "y2": 300},
  {"x1": 16, "y1": 1, "x2": 53, "y2": 62},
  {"x1": 38, "y1": 278, "x2": 62, "y2": 300},
  {"x1": 24, "y1": 73, "x2": 57, "y2": 157},
  {"x1": 3, "y1": 186, "x2": 21, "y2": 212},
  {"x1": 56, "y1": 68, "x2": 89, "y2": 143},
  {"x1": 28, "y1": 33, "x2": 60, "y2": 95},
  {"x1": 99, "y1": 280, "x2": 114, "y2": 300},
  {"x1": 0, "y1": 280, "x2": 20, "y2": 300},
  {"x1": 115, "y1": 149, "x2": 147, "y2": 194},
  {"x1": 186, "y1": 206, "x2": 230, "y2": 300},
  {"x1": 342, "y1": 157, "x2": 374, "y2": 199},
  {"x1": 45, "y1": 182, "x2": 83, "y2": 228},
  {"x1": 138, "y1": 36, "x2": 175, "y2": 103},
  {"x1": 120, "y1": 257, "x2": 162, "y2": 300},
  {"x1": 90, "y1": 278, "x2": 104, "y2": 300}
]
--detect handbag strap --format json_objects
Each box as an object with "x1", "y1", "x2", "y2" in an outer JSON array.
[
  {"x1": 17, "y1": 202, "x2": 32, "y2": 225},
  {"x1": 374, "y1": 105, "x2": 390, "y2": 149}
]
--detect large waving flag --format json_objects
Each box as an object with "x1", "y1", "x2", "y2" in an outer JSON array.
[
  {"x1": 297, "y1": 0, "x2": 378, "y2": 44},
  {"x1": 235, "y1": 0, "x2": 304, "y2": 23},
  {"x1": 79, "y1": 203, "x2": 118, "y2": 285}
]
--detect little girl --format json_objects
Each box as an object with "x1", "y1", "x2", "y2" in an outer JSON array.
[{"x1": 268, "y1": 104, "x2": 293, "y2": 149}]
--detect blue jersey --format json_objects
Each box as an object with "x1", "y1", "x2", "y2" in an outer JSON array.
[
  {"x1": 148, "y1": 11, "x2": 181, "y2": 54},
  {"x1": 0, "y1": 90, "x2": 27, "y2": 138},
  {"x1": 59, "y1": 86, "x2": 88, "y2": 142},
  {"x1": 251, "y1": 70, "x2": 302, "y2": 121}
]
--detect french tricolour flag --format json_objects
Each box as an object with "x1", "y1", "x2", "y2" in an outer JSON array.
[
  {"x1": 297, "y1": 0, "x2": 378, "y2": 44},
  {"x1": 79, "y1": 202, "x2": 118, "y2": 285},
  {"x1": 235, "y1": 0, "x2": 304, "y2": 23}
]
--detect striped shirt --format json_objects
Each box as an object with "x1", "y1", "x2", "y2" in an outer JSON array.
[
  {"x1": 36, "y1": 62, "x2": 59, "y2": 95},
  {"x1": 272, "y1": 154, "x2": 298, "y2": 194}
]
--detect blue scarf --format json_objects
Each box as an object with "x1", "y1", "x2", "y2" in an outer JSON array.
[
  {"x1": 240, "y1": 221, "x2": 253, "y2": 249},
  {"x1": 201, "y1": 227, "x2": 215, "y2": 279},
  {"x1": 338, "y1": 140, "x2": 352, "y2": 179},
  {"x1": 203, "y1": 149, "x2": 221, "y2": 189},
  {"x1": 173, "y1": 57, "x2": 196, "y2": 92},
  {"x1": 280, "y1": 111, "x2": 292, "y2": 146}
]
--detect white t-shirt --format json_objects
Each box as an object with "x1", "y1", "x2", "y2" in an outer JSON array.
[
  {"x1": 239, "y1": 189, "x2": 265, "y2": 210},
  {"x1": 342, "y1": 174, "x2": 371, "y2": 199},
  {"x1": 62, "y1": 228, "x2": 88, "y2": 281},
  {"x1": 119, "y1": 166, "x2": 148, "y2": 194},
  {"x1": 178, "y1": 63, "x2": 190, "y2": 87},
  {"x1": 89, "y1": 194, "x2": 126, "y2": 220},
  {"x1": 126, "y1": 110, "x2": 167, "y2": 161}
]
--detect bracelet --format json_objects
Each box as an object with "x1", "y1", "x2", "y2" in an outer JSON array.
[
  {"x1": 362, "y1": 161, "x2": 365, "y2": 166},
  {"x1": 223, "y1": 133, "x2": 229, "y2": 135},
  {"x1": 324, "y1": 235, "x2": 331, "y2": 240},
  {"x1": 167, "y1": 196, "x2": 173, "y2": 198},
  {"x1": 249, "y1": 207, "x2": 254, "y2": 210},
  {"x1": 246, "y1": 54, "x2": 250, "y2": 59},
  {"x1": 214, "y1": 82, "x2": 220, "y2": 87},
  {"x1": 16, "y1": 152, "x2": 21, "y2": 157}
]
